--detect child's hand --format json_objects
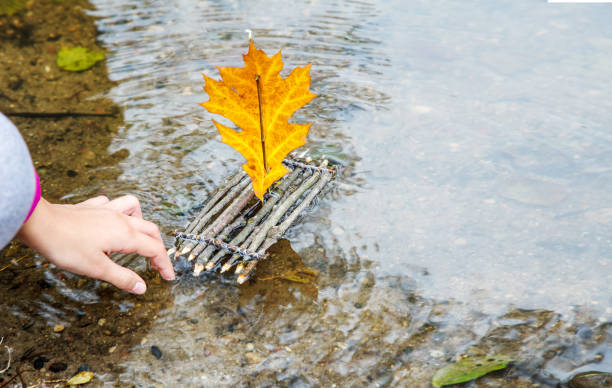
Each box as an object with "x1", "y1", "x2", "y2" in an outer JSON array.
[{"x1": 17, "y1": 195, "x2": 175, "y2": 294}]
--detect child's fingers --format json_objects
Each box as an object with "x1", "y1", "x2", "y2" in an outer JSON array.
[
  {"x1": 77, "y1": 195, "x2": 110, "y2": 207},
  {"x1": 105, "y1": 194, "x2": 143, "y2": 218},
  {"x1": 123, "y1": 232, "x2": 175, "y2": 281},
  {"x1": 125, "y1": 216, "x2": 164, "y2": 243},
  {"x1": 94, "y1": 253, "x2": 148, "y2": 294}
]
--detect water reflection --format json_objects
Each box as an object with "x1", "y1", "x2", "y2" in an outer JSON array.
[{"x1": 82, "y1": 0, "x2": 612, "y2": 385}]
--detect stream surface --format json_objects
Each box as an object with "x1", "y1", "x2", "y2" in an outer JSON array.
[{"x1": 42, "y1": 0, "x2": 612, "y2": 386}]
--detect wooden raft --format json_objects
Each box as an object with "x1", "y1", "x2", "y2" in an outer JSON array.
[{"x1": 168, "y1": 156, "x2": 336, "y2": 284}]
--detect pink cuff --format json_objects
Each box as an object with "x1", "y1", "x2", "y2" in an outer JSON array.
[{"x1": 25, "y1": 170, "x2": 41, "y2": 222}]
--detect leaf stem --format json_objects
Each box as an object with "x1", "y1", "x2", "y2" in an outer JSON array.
[{"x1": 255, "y1": 74, "x2": 268, "y2": 174}]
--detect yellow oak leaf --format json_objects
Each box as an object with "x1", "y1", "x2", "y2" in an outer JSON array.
[{"x1": 200, "y1": 40, "x2": 316, "y2": 200}]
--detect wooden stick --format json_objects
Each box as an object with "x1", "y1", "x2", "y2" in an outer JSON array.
[
  {"x1": 173, "y1": 156, "x2": 298, "y2": 256},
  {"x1": 189, "y1": 185, "x2": 254, "y2": 262},
  {"x1": 213, "y1": 167, "x2": 304, "y2": 272},
  {"x1": 193, "y1": 219, "x2": 242, "y2": 275},
  {"x1": 177, "y1": 176, "x2": 250, "y2": 256},
  {"x1": 184, "y1": 170, "x2": 246, "y2": 234},
  {"x1": 4, "y1": 111, "x2": 118, "y2": 118},
  {"x1": 234, "y1": 164, "x2": 325, "y2": 281},
  {"x1": 238, "y1": 162, "x2": 331, "y2": 284},
  {"x1": 192, "y1": 188, "x2": 254, "y2": 275},
  {"x1": 218, "y1": 226, "x2": 257, "y2": 273},
  {"x1": 283, "y1": 159, "x2": 336, "y2": 175},
  {"x1": 174, "y1": 233, "x2": 266, "y2": 268},
  {"x1": 248, "y1": 162, "x2": 326, "y2": 253},
  {"x1": 192, "y1": 204, "x2": 249, "y2": 272},
  {"x1": 264, "y1": 170, "x2": 332, "y2": 249},
  {"x1": 176, "y1": 170, "x2": 246, "y2": 254}
]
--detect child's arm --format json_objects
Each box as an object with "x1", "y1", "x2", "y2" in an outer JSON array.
[
  {"x1": 0, "y1": 113, "x2": 37, "y2": 248},
  {"x1": 1, "y1": 112, "x2": 175, "y2": 294},
  {"x1": 18, "y1": 195, "x2": 175, "y2": 294}
]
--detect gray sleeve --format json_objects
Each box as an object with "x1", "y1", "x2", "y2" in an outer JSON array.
[{"x1": 0, "y1": 112, "x2": 36, "y2": 249}]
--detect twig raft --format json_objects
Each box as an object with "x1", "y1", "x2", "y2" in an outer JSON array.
[
  {"x1": 170, "y1": 156, "x2": 336, "y2": 283},
  {"x1": 216, "y1": 167, "x2": 304, "y2": 273},
  {"x1": 177, "y1": 173, "x2": 250, "y2": 256},
  {"x1": 238, "y1": 161, "x2": 331, "y2": 284}
]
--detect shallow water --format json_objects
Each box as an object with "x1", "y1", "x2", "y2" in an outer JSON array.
[{"x1": 20, "y1": 0, "x2": 612, "y2": 385}]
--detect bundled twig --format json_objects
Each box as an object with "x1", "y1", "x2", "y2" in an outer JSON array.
[
  {"x1": 175, "y1": 169, "x2": 246, "y2": 254},
  {"x1": 191, "y1": 186, "x2": 254, "y2": 275},
  {"x1": 216, "y1": 167, "x2": 304, "y2": 273},
  {"x1": 237, "y1": 161, "x2": 330, "y2": 283},
  {"x1": 176, "y1": 174, "x2": 250, "y2": 256},
  {"x1": 170, "y1": 157, "x2": 334, "y2": 283}
]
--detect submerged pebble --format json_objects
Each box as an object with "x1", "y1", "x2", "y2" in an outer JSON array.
[
  {"x1": 33, "y1": 356, "x2": 47, "y2": 370},
  {"x1": 569, "y1": 371, "x2": 612, "y2": 388},
  {"x1": 244, "y1": 352, "x2": 264, "y2": 365},
  {"x1": 151, "y1": 345, "x2": 162, "y2": 359},
  {"x1": 49, "y1": 361, "x2": 67, "y2": 373}
]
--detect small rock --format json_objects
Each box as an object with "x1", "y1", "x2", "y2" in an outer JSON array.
[
  {"x1": 49, "y1": 362, "x2": 67, "y2": 373},
  {"x1": 53, "y1": 324, "x2": 65, "y2": 333},
  {"x1": 569, "y1": 371, "x2": 612, "y2": 388},
  {"x1": 332, "y1": 227, "x2": 344, "y2": 236},
  {"x1": 189, "y1": 318, "x2": 198, "y2": 324},
  {"x1": 7, "y1": 76, "x2": 22, "y2": 90},
  {"x1": 151, "y1": 345, "x2": 162, "y2": 359},
  {"x1": 429, "y1": 350, "x2": 444, "y2": 358},
  {"x1": 38, "y1": 279, "x2": 51, "y2": 289},
  {"x1": 97, "y1": 318, "x2": 106, "y2": 326},
  {"x1": 360, "y1": 273, "x2": 375, "y2": 287},
  {"x1": 246, "y1": 343, "x2": 254, "y2": 352},
  {"x1": 81, "y1": 149, "x2": 96, "y2": 161},
  {"x1": 576, "y1": 326, "x2": 593, "y2": 341},
  {"x1": 244, "y1": 352, "x2": 264, "y2": 365},
  {"x1": 33, "y1": 356, "x2": 47, "y2": 370},
  {"x1": 108, "y1": 345, "x2": 117, "y2": 354}
]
